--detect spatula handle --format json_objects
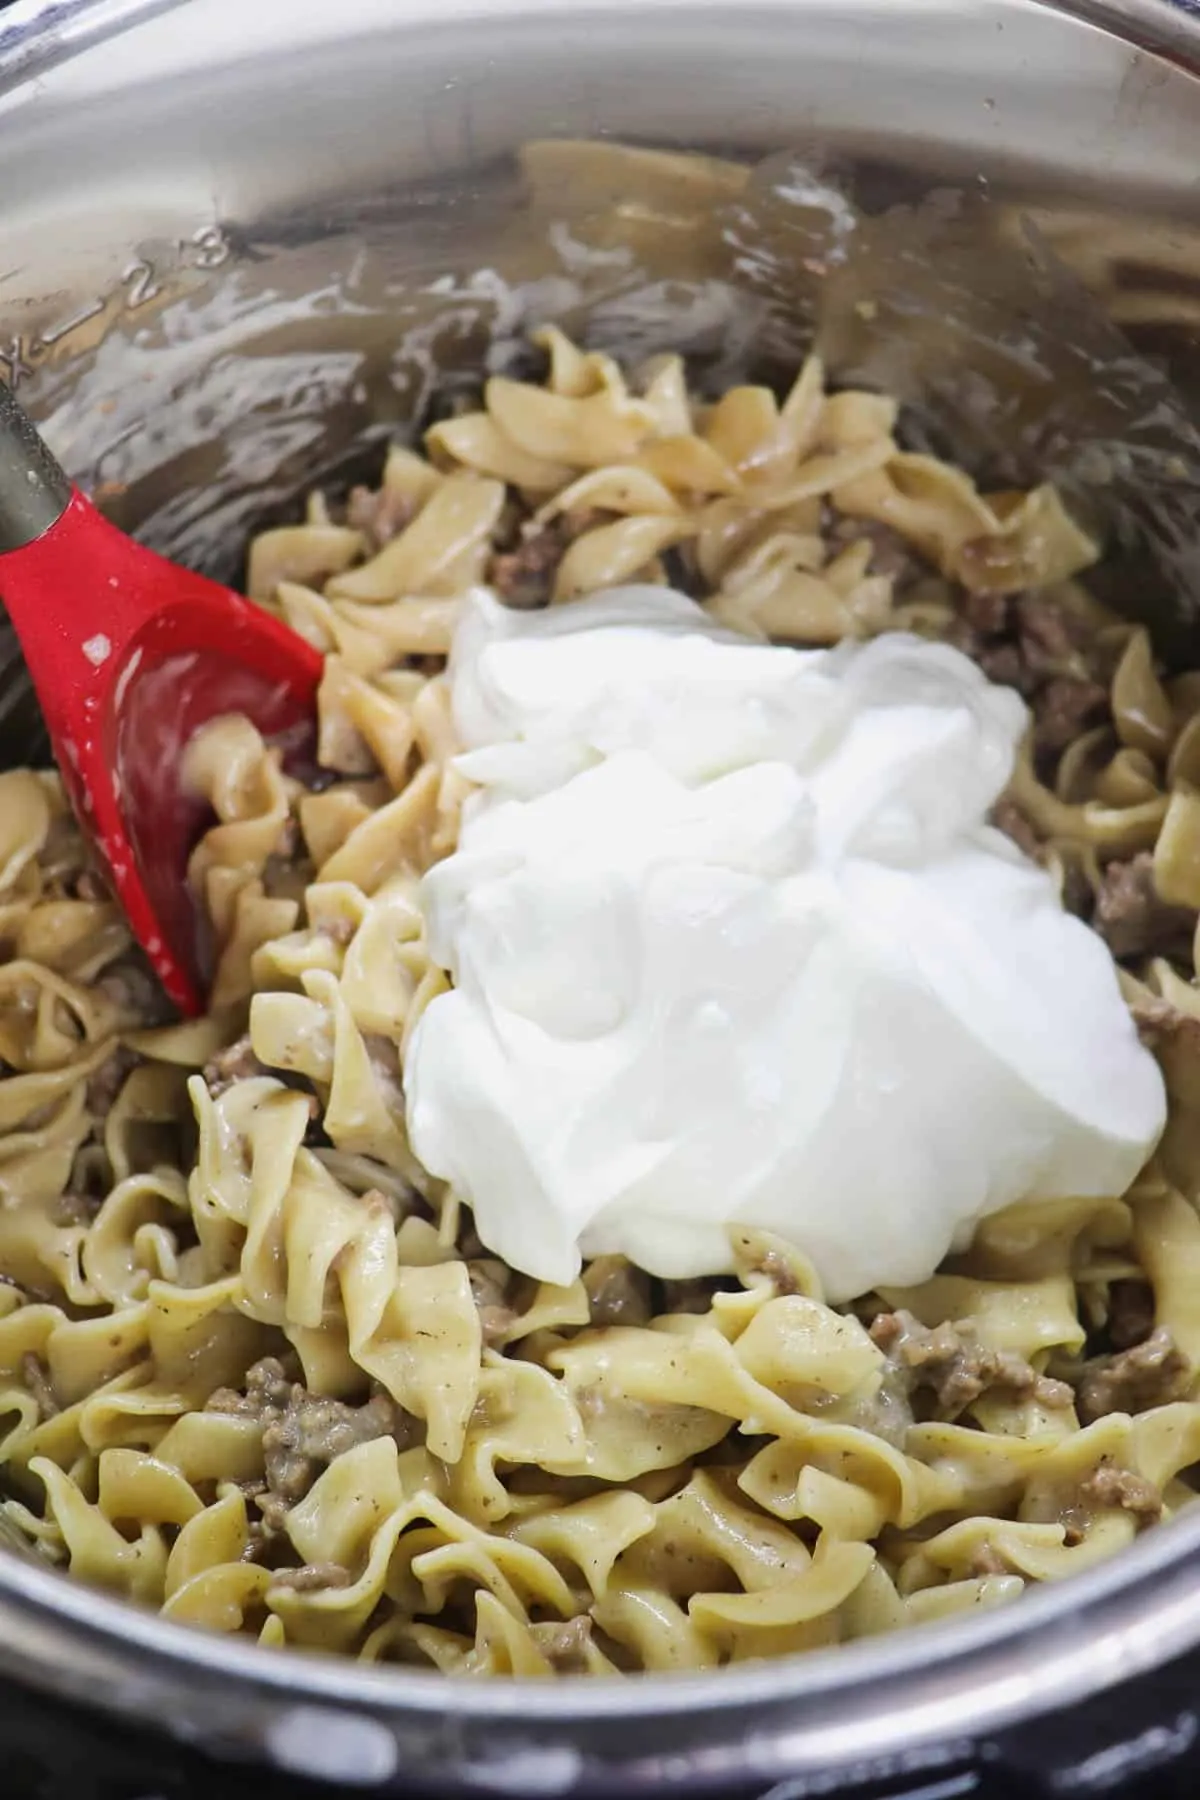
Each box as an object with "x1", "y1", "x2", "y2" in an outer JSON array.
[{"x1": 0, "y1": 379, "x2": 71, "y2": 555}]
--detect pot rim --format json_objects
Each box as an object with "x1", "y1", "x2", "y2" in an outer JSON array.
[
  {"x1": 0, "y1": 1469, "x2": 1196, "y2": 1783},
  {"x1": 2, "y1": 0, "x2": 1200, "y2": 91},
  {"x1": 2, "y1": 0, "x2": 1200, "y2": 1784}
]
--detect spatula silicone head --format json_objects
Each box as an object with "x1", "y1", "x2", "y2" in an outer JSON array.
[{"x1": 0, "y1": 378, "x2": 323, "y2": 1014}]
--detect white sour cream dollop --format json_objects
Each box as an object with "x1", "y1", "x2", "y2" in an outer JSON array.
[{"x1": 404, "y1": 586, "x2": 1166, "y2": 1300}]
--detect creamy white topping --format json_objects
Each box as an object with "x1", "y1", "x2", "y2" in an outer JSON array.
[{"x1": 405, "y1": 586, "x2": 1166, "y2": 1300}]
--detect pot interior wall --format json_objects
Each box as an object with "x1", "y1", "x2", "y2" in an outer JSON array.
[
  {"x1": 2, "y1": 4, "x2": 1200, "y2": 1765},
  {"x1": 2, "y1": 1, "x2": 1200, "y2": 583}
]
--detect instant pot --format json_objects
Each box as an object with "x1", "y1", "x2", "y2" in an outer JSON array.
[{"x1": 6, "y1": 0, "x2": 1200, "y2": 1795}]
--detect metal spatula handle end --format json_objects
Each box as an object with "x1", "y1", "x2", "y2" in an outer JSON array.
[{"x1": 0, "y1": 380, "x2": 72, "y2": 555}]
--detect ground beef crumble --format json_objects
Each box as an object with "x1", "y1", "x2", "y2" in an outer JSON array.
[
  {"x1": 944, "y1": 611, "x2": 1030, "y2": 698},
  {"x1": 1075, "y1": 1328, "x2": 1193, "y2": 1425},
  {"x1": 1032, "y1": 675, "x2": 1110, "y2": 754},
  {"x1": 208, "y1": 1357, "x2": 417, "y2": 1533},
  {"x1": 487, "y1": 510, "x2": 604, "y2": 609},
  {"x1": 1012, "y1": 593, "x2": 1096, "y2": 679},
  {"x1": 318, "y1": 912, "x2": 358, "y2": 949},
  {"x1": 959, "y1": 588, "x2": 1012, "y2": 637},
  {"x1": 97, "y1": 959, "x2": 172, "y2": 1028},
  {"x1": 1078, "y1": 1462, "x2": 1163, "y2": 1525},
  {"x1": 72, "y1": 868, "x2": 111, "y2": 903},
  {"x1": 1106, "y1": 1280, "x2": 1156, "y2": 1353},
  {"x1": 85, "y1": 1046, "x2": 137, "y2": 1120},
  {"x1": 203, "y1": 1034, "x2": 270, "y2": 1096},
  {"x1": 947, "y1": 590, "x2": 1110, "y2": 764},
  {"x1": 1128, "y1": 993, "x2": 1200, "y2": 1052},
  {"x1": 1093, "y1": 854, "x2": 1196, "y2": 963},
  {"x1": 203, "y1": 1037, "x2": 323, "y2": 1136},
  {"x1": 468, "y1": 1261, "x2": 518, "y2": 1347},
  {"x1": 990, "y1": 799, "x2": 1044, "y2": 865},
  {"x1": 268, "y1": 1562, "x2": 353, "y2": 1592},
  {"x1": 345, "y1": 483, "x2": 417, "y2": 552},
  {"x1": 48, "y1": 1192, "x2": 99, "y2": 1227},
  {"x1": 488, "y1": 520, "x2": 569, "y2": 609},
  {"x1": 966, "y1": 1542, "x2": 1011, "y2": 1578},
  {"x1": 584, "y1": 1257, "x2": 652, "y2": 1328},
  {"x1": 530, "y1": 1615, "x2": 598, "y2": 1673},
  {"x1": 363, "y1": 1034, "x2": 406, "y2": 1116},
  {"x1": 973, "y1": 638, "x2": 1028, "y2": 694},
  {"x1": 751, "y1": 1248, "x2": 805, "y2": 1296},
  {"x1": 869, "y1": 1309, "x2": 1074, "y2": 1418},
  {"x1": 826, "y1": 516, "x2": 920, "y2": 587}
]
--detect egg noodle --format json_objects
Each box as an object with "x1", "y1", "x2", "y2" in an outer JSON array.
[{"x1": 1, "y1": 331, "x2": 1199, "y2": 1676}]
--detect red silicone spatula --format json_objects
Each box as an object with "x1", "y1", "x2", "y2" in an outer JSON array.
[{"x1": 0, "y1": 378, "x2": 324, "y2": 1017}]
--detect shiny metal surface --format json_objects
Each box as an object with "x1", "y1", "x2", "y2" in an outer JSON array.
[
  {"x1": 0, "y1": 379, "x2": 71, "y2": 553},
  {"x1": 3, "y1": 0, "x2": 1200, "y2": 1791}
]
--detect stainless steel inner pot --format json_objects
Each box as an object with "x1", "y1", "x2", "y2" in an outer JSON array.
[{"x1": 5, "y1": 1, "x2": 1200, "y2": 1794}]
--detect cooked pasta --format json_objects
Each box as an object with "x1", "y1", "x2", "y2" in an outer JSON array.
[{"x1": 2, "y1": 332, "x2": 1199, "y2": 1678}]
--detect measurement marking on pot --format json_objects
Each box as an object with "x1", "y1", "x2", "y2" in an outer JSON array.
[
  {"x1": 188, "y1": 224, "x2": 232, "y2": 269},
  {"x1": 13, "y1": 225, "x2": 236, "y2": 379},
  {"x1": 34, "y1": 299, "x2": 106, "y2": 350},
  {"x1": 122, "y1": 260, "x2": 162, "y2": 311}
]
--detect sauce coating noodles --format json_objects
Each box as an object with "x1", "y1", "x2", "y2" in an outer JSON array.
[{"x1": 0, "y1": 336, "x2": 1197, "y2": 1675}]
